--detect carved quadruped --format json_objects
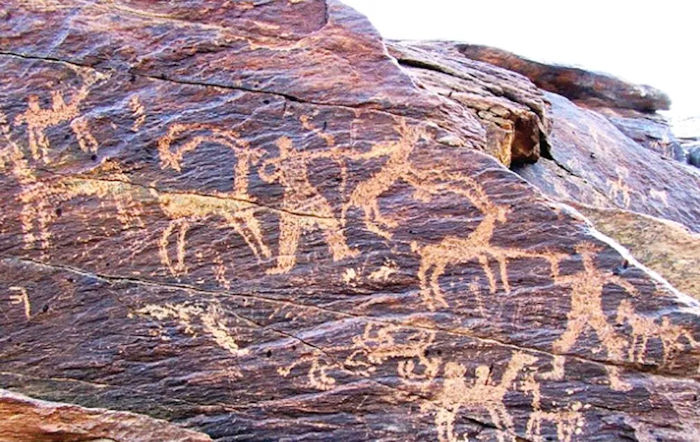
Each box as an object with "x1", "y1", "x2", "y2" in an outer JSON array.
[
  {"x1": 616, "y1": 299, "x2": 698, "y2": 368},
  {"x1": 13, "y1": 68, "x2": 106, "y2": 163},
  {"x1": 424, "y1": 351, "x2": 539, "y2": 442},
  {"x1": 411, "y1": 173, "x2": 564, "y2": 311},
  {"x1": 134, "y1": 300, "x2": 248, "y2": 361},
  {"x1": 156, "y1": 123, "x2": 270, "y2": 275}
]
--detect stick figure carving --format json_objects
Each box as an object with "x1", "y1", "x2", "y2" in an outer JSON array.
[
  {"x1": 552, "y1": 242, "x2": 639, "y2": 390},
  {"x1": 259, "y1": 136, "x2": 358, "y2": 274}
]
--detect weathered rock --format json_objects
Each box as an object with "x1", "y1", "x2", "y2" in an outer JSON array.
[
  {"x1": 572, "y1": 204, "x2": 700, "y2": 299},
  {"x1": 516, "y1": 92, "x2": 700, "y2": 233},
  {"x1": 387, "y1": 40, "x2": 550, "y2": 167},
  {"x1": 595, "y1": 107, "x2": 687, "y2": 161},
  {"x1": 688, "y1": 144, "x2": 700, "y2": 168},
  {"x1": 0, "y1": 389, "x2": 211, "y2": 441},
  {"x1": 458, "y1": 44, "x2": 671, "y2": 113},
  {"x1": 0, "y1": 1, "x2": 698, "y2": 441}
]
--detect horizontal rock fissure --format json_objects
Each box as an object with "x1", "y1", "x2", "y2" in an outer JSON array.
[
  {"x1": 0, "y1": 50, "x2": 414, "y2": 124},
  {"x1": 34, "y1": 168, "x2": 336, "y2": 221},
  {"x1": 2, "y1": 256, "x2": 689, "y2": 381}
]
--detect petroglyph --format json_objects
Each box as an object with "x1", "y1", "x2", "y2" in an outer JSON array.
[
  {"x1": 616, "y1": 299, "x2": 699, "y2": 367},
  {"x1": 425, "y1": 352, "x2": 538, "y2": 442},
  {"x1": 525, "y1": 403, "x2": 585, "y2": 442},
  {"x1": 213, "y1": 253, "x2": 232, "y2": 290},
  {"x1": 158, "y1": 123, "x2": 263, "y2": 199},
  {"x1": 521, "y1": 358, "x2": 585, "y2": 442},
  {"x1": 648, "y1": 188, "x2": 669, "y2": 208},
  {"x1": 13, "y1": 68, "x2": 106, "y2": 162},
  {"x1": 129, "y1": 95, "x2": 146, "y2": 132},
  {"x1": 369, "y1": 259, "x2": 398, "y2": 282},
  {"x1": 608, "y1": 167, "x2": 632, "y2": 208},
  {"x1": 8, "y1": 286, "x2": 31, "y2": 320},
  {"x1": 279, "y1": 324, "x2": 440, "y2": 393},
  {"x1": 552, "y1": 242, "x2": 639, "y2": 390},
  {"x1": 341, "y1": 120, "x2": 429, "y2": 239},
  {"x1": 260, "y1": 136, "x2": 358, "y2": 274},
  {"x1": 157, "y1": 123, "x2": 270, "y2": 275},
  {"x1": 155, "y1": 190, "x2": 268, "y2": 277},
  {"x1": 412, "y1": 174, "x2": 563, "y2": 310},
  {"x1": 277, "y1": 354, "x2": 338, "y2": 391},
  {"x1": 135, "y1": 301, "x2": 248, "y2": 358},
  {"x1": 17, "y1": 162, "x2": 145, "y2": 253},
  {"x1": 345, "y1": 324, "x2": 441, "y2": 383}
]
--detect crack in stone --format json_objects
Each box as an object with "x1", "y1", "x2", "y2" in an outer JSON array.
[
  {"x1": 34, "y1": 168, "x2": 336, "y2": 221},
  {"x1": 0, "y1": 50, "x2": 415, "y2": 124},
  {"x1": 3, "y1": 255, "x2": 694, "y2": 382}
]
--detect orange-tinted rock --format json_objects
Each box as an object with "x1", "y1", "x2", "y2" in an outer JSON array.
[
  {"x1": 458, "y1": 44, "x2": 671, "y2": 112},
  {"x1": 0, "y1": 389, "x2": 211, "y2": 442},
  {"x1": 572, "y1": 204, "x2": 700, "y2": 299},
  {"x1": 0, "y1": 1, "x2": 698, "y2": 441},
  {"x1": 516, "y1": 92, "x2": 700, "y2": 233}
]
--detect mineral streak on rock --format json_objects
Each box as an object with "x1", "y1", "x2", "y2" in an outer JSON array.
[{"x1": 0, "y1": 1, "x2": 699, "y2": 441}]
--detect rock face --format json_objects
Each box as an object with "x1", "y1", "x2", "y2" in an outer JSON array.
[
  {"x1": 0, "y1": 389, "x2": 211, "y2": 441},
  {"x1": 457, "y1": 44, "x2": 671, "y2": 113},
  {"x1": 0, "y1": 1, "x2": 699, "y2": 441}
]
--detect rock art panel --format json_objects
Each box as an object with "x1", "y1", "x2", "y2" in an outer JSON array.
[{"x1": 0, "y1": 1, "x2": 698, "y2": 440}]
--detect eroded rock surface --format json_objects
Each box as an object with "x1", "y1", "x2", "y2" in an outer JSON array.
[
  {"x1": 573, "y1": 204, "x2": 700, "y2": 299},
  {"x1": 0, "y1": 1, "x2": 699, "y2": 441},
  {"x1": 0, "y1": 389, "x2": 211, "y2": 442},
  {"x1": 458, "y1": 44, "x2": 671, "y2": 113},
  {"x1": 517, "y1": 92, "x2": 700, "y2": 233}
]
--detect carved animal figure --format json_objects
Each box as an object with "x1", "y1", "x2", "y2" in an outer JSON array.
[
  {"x1": 156, "y1": 123, "x2": 271, "y2": 275},
  {"x1": 616, "y1": 299, "x2": 698, "y2": 367},
  {"x1": 412, "y1": 175, "x2": 562, "y2": 310},
  {"x1": 427, "y1": 352, "x2": 538, "y2": 442}
]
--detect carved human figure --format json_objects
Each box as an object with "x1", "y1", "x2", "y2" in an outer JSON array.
[
  {"x1": 552, "y1": 243, "x2": 639, "y2": 390},
  {"x1": 552, "y1": 242, "x2": 638, "y2": 358},
  {"x1": 607, "y1": 167, "x2": 632, "y2": 209},
  {"x1": 8, "y1": 286, "x2": 31, "y2": 320},
  {"x1": 520, "y1": 358, "x2": 585, "y2": 442},
  {"x1": 259, "y1": 136, "x2": 358, "y2": 274},
  {"x1": 525, "y1": 404, "x2": 584, "y2": 442}
]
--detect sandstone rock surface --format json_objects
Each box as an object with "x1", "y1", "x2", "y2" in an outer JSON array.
[
  {"x1": 0, "y1": 1, "x2": 699, "y2": 441},
  {"x1": 457, "y1": 44, "x2": 671, "y2": 113},
  {"x1": 0, "y1": 389, "x2": 211, "y2": 442}
]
